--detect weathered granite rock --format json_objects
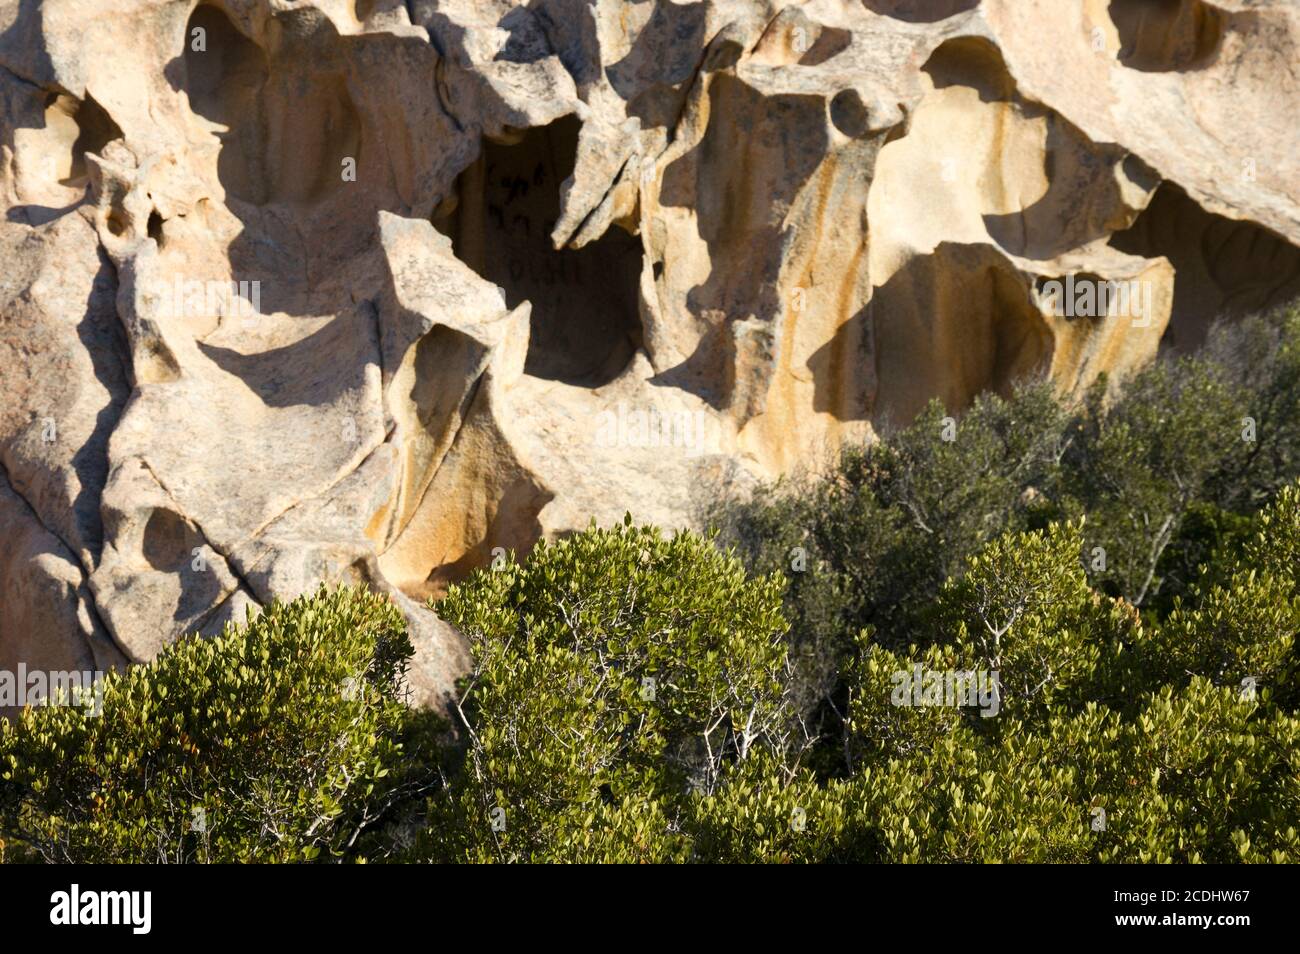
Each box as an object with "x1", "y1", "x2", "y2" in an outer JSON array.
[{"x1": 1, "y1": 0, "x2": 1297, "y2": 710}]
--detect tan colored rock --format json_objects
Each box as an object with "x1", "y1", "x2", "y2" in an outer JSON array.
[
  {"x1": 1, "y1": 0, "x2": 1297, "y2": 712},
  {"x1": 0, "y1": 469, "x2": 126, "y2": 720}
]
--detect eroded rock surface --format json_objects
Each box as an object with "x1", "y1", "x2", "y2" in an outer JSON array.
[{"x1": 2, "y1": 0, "x2": 1297, "y2": 709}]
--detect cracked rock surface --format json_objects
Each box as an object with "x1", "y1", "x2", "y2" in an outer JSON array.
[{"x1": 2, "y1": 0, "x2": 1298, "y2": 711}]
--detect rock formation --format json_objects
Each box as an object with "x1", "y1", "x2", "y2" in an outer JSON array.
[{"x1": 2, "y1": 0, "x2": 1298, "y2": 710}]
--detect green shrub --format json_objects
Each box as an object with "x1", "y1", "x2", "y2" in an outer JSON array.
[
  {"x1": 8, "y1": 305, "x2": 1300, "y2": 865},
  {"x1": 416, "y1": 519, "x2": 804, "y2": 862},
  {"x1": 1139, "y1": 482, "x2": 1300, "y2": 707},
  {"x1": 841, "y1": 512, "x2": 1300, "y2": 863},
  {"x1": 686, "y1": 755, "x2": 875, "y2": 863},
  {"x1": 711, "y1": 303, "x2": 1300, "y2": 771},
  {"x1": 408, "y1": 498, "x2": 1300, "y2": 863},
  {"x1": 710, "y1": 381, "x2": 1071, "y2": 774},
  {"x1": 0, "y1": 586, "x2": 426, "y2": 863}
]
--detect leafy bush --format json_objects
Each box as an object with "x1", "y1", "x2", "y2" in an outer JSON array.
[
  {"x1": 709, "y1": 382, "x2": 1070, "y2": 773},
  {"x1": 7, "y1": 305, "x2": 1300, "y2": 865},
  {"x1": 0, "y1": 586, "x2": 428, "y2": 863},
  {"x1": 711, "y1": 302, "x2": 1300, "y2": 770},
  {"x1": 409, "y1": 481, "x2": 1299, "y2": 862},
  {"x1": 416, "y1": 520, "x2": 801, "y2": 862},
  {"x1": 843, "y1": 680, "x2": 1299, "y2": 863}
]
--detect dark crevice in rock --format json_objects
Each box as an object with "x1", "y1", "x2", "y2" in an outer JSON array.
[
  {"x1": 438, "y1": 115, "x2": 645, "y2": 387},
  {"x1": 58, "y1": 92, "x2": 122, "y2": 189},
  {"x1": 176, "y1": 3, "x2": 362, "y2": 210},
  {"x1": 1111, "y1": 183, "x2": 1300, "y2": 352},
  {"x1": 863, "y1": 0, "x2": 980, "y2": 24},
  {"x1": 72, "y1": 239, "x2": 131, "y2": 567},
  {"x1": 1109, "y1": 0, "x2": 1226, "y2": 73}
]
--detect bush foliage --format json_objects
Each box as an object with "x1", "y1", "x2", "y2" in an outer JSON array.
[
  {"x1": 3, "y1": 305, "x2": 1299, "y2": 863},
  {"x1": 407, "y1": 491, "x2": 1299, "y2": 862},
  {"x1": 0, "y1": 587, "x2": 428, "y2": 863},
  {"x1": 712, "y1": 302, "x2": 1300, "y2": 775}
]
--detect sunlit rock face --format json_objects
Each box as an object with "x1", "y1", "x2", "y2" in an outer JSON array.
[{"x1": 2, "y1": 0, "x2": 1297, "y2": 709}]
